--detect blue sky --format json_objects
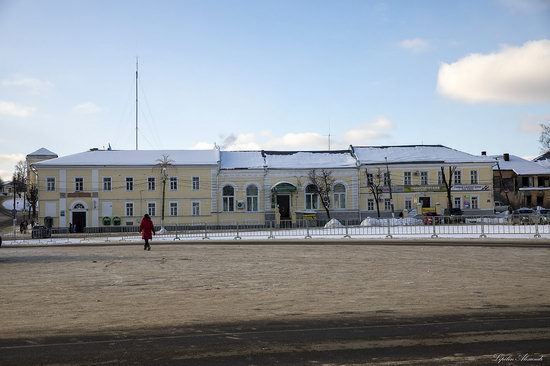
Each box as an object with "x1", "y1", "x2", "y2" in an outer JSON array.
[{"x1": 1, "y1": 0, "x2": 549, "y2": 180}]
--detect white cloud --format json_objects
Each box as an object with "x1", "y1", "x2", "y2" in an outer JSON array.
[
  {"x1": 519, "y1": 115, "x2": 550, "y2": 134},
  {"x1": 1, "y1": 76, "x2": 53, "y2": 94},
  {"x1": 192, "y1": 118, "x2": 393, "y2": 151},
  {"x1": 437, "y1": 40, "x2": 550, "y2": 103},
  {"x1": 0, "y1": 100, "x2": 35, "y2": 117},
  {"x1": 0, "y1": 153, "x2": 25, "y2": 181},
  {"x1": 73, "y1": 102, "x2": 102, "y2": 114},
  {"x1": 399, "y1": 38, "x2": 429, "y2": 52}
]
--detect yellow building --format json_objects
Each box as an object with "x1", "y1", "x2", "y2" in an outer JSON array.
[{"x1": 352, "y1": 145, "x2": 495, "y2": 217}]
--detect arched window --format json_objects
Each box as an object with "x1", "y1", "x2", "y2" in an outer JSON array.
[
  {"x1": 246, "y1": 185, "x2": 259, "y2": 212},
  {"x1": 73, "y1": 203, "x2": 85, "y2": 210},
  {"x1": 333, "y1": 183, "x2": 346, "y2": 209},
  {"x1": 305, "y1": 184, "x2": 318, "y2": 210},
  {"x1": 222, "y1": 185, "x2": 235, "y2": 212}
]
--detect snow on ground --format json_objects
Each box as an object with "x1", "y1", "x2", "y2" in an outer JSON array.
[{"x1": 1, "y1": 196, "x2": 29, "y2": 211}]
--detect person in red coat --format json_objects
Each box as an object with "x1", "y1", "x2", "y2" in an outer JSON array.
[{"x1": 139, "y1": 214, "x2": 155, "y2": 251}]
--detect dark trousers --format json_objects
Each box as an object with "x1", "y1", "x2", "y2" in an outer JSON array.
[{"x1": 144, "y1": 239, "x2": 150, "y2": 249}]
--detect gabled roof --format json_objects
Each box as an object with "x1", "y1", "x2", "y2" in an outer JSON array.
[
  {"x1": 220, "y1": 151, "x2": 265, "y2": 169},
  {"x1": 262, "y1": 150, "x2": 357, "y2": 169},
  {"x1": 492, "y1": 154, "x2": 550, "y2": 175},
  {"x1": 33, "y1": 149, "x2": 220, "y2": 167},
  {"x1": 351, "y1": 145, "x2": 493, "y2": 165},
  {"x1": 27, "y1": 148, "x2": 57, "y2": 157}
]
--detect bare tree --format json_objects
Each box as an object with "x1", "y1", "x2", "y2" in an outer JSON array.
[
  {"x1": 539, "y1": 123, "x2": 550, "y2": 152},
  {"x1": 308, "y1": 169, "x2": 335, "y2": 220},
  {"x1": 440, "y1": 166, "x2": 457, "y2": 212},
  {"x1": 155, "y1": 154, "x2": 175, "y2": 230},
  {"x1": 26, "y1": 183, "x2": 38, "y2": 221},
  {"x1": 365, "y1": 168, "x2": 384, "y2": 218}
]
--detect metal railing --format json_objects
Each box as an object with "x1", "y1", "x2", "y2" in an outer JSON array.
[{"x1": 1, "y1": 214, "x2": 548, "y2": 244}]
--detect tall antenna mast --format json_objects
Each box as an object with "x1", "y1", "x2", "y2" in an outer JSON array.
[{"x1": 135, "y1": 57, "x2": 139, "y2": 150}]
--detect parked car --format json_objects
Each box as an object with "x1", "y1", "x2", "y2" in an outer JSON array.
[
  {"x1": 494, "y1": 201, "x2": 509, "y2": 213},
  {"x1": 31, "y1": 225, "x2": 51, "y2": 239},
  {"x1": 535, "y1": 207, "x2": 550, "y2": 224},
  {"x1": 511, "y1": 208, "x2": 536, "y2": 225}
]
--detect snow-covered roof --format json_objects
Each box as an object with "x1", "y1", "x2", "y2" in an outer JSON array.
[
  {"x1": 220, "y1": 151, "x2": 265, "y2": 169},
  {"x1": 491, "y1": 154, "x2": 550, "y2": 175},
  {"x1": 33, "y1": 149, "x2": 220, "y2": 167},
  {"x1": 27, "y1": 148, "x2": 57, "y2": 157},
  {"x1": 352, "y1": 145, "x2": 493, "y2": 165},
  {"x1": 263, "y1": 150, "x2": 357, "y2": 169}
]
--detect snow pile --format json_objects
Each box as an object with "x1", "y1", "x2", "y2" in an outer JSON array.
[
  {"x1": 324, "y1": 218, "x2": 343, "y2": 228},
  {"x1": 361, "y1": 217, "x2": 422, "y2": 226}
]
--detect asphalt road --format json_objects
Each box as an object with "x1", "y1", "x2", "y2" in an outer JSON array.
[{"x1": 1, "y1": 311, "x2": 549, "y2": 365}]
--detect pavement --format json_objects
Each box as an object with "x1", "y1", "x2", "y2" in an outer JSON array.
[{"x1": 1, "y1": 242, "x2": 549, "y2": 365}]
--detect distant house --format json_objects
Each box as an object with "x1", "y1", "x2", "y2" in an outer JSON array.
[
  {"x1": 0, "y1": 180, "x2": 14, "y2": 195},
  {"x1": 492, "y1": 153, "x2": 550, "y2": 209}
]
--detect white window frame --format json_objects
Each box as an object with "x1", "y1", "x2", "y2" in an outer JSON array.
[
  {"x1": 169, "y1": 201, "x2": 178, "y2": 216},
  {"x1": 103, "y1": 177, "x2": 112, "y2": 191},
  {"x1": 384, "y1": 198, "x2": 391, "y2": 211},
  {"x1": 222, "y1": 185, "x2": 235, "y2": 212},
  {"x1": 169, "y1": 176, "x2": 178, "y2": 191},
  {"x1": 75, "y1": 177, "x2": 84, "y2": 192},
  {"x1": 333, "y1": 183, "x2": 346, "y2": 209},
  {"x1": 437, "y1": 171, "x2": 443, "y2": 185},
  {"x1": 454, "y1": 170, "x2": 462, "y2": 185},
  {"x1": 471, "y1": 196, "x2": 479, "y2": 209},
  {"x1": 470, "y1": 170, "x2": 478, "y2": 184},
  {"x1": 405, "y1": 198, "x2": 412, "y2": 211},
  {"x1": 383, "y1": 172, "x2": 389, "y2": 186},
  {"x1": 420, "y1": 171, "x2": 428, "y2": 185},
  {"x1": 147, "y1": 202, "x2": 156, "y2": 217},
  {"x1": 126, "y1": 177, "x2": 134, "y2": 191},
  {"x1": 46, "y1": 177, "x2": 56, "y2": 192},
  {"x1": 305, "y1": 184, "x2": 319, "y2": 210},
  {"x1": 192, "y1": 177, "x2": 200, "y2": 190},
  {"x1": 125, "y1": 202, "x2": 134, "y2": 217},
  {"x1": 148, "y1": 177, "x2": 156, "y2": 191},
  {"x1": 192, "y1": 201, "x2": 200, "y2": 216},
  {"x1": 453, "y1": 196, "x2": 461, "y2": 209},
  {"x1": 404, "y1": 171, "x2": 411, "y2": 185},
  {"x1": 367, "y1": 198, "x2": 374, "y2": 211},
  {"x1": 246, "y1": 185, "x2": 259, "y2": 212},
  {"x1": 366, "y1": 173, "x2": 374, "y2": 185}
]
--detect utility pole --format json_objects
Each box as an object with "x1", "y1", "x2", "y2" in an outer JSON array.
[
  {"x1": 135, "y1": 57, "x2": 139, "y2": 151},
  {"x1": 12, "y1": 174, "x2": 16, "y2": 236},
  {"x1": 385, "y1": 157, "x2": 395, "y2": 217}
]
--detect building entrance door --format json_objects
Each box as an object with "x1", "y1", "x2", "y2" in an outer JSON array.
[
  {"x1": 72, "y1": 212, "x2": 86, "y2": 233},
  {"x1": 277, "y1": 195, "x2": 291, "y2": 227}
]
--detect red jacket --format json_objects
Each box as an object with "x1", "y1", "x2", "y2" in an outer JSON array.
[{"x1": 140, "y1": 217, "x2": 155, "y2": 240}]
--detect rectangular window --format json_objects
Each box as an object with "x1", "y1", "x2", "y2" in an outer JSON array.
[
  {"x1": 148, "y1": 177, "x2": 156, "y2": 191},
  {"x1": 103, "y1": 177, "x2": 112, "y2": 191},
  {"x1": 125, "y1": 202, "x2": 134, "y2": 217},
  {"x1": 384, "y1": 198, "x2": 391, "y2": 211},
  {"x1": 470, "y1": 170, "x2": 478, "y2": 184},
  {"x1": 454, "y1": 170, "x2": 462, "y2": 185},
  {"x1": 367, "y1": 199, "x2": 374, "y2": 211},
  {"x1": 147, "y1": 202, "x2": 156, "y2": 217},
  {"x1": 247, "y1": 196, "x2": 258, "y2": 212},
  {"x1": 453, "y1": 197, "x2": 461, "y2": 209},
  {"x1": 404, "y1": 171, "x2": 411, "y2": 185},
  {"x1": 75, "y1": 177, "x2": 83, "y2": 191},
  {"x1": 126, "y1": 177, "x2": 134, "y2": 191},
  {"x1": 437, "y1": 171, "x2": 443, "y2": 185},
  {"x1": 46, "y1": 177, "x2": 56, "y2": 192},
  {"x1": 383, "y1": 172, "x2": 389, "y2": 186},
  {"x1": 405, "y1": 199, "x2": 412, "y2": 211},
  {"x1": 420, "y1": 171, "x2": 428, "y2": 185},
  {"x1": 192, "y1": 202, "x2": 200, "y2": 216},
  {"x1": 192, "y1": 177, "x2": 200, "y2": 190},
  {"x1": 471, "y1": 196, "x2": 479, "y2": 209},
  {"x1": 170, "y1": 202, "x2": 178, "y2": 216},
  {"x1": 170, "y1": 177, "x2": 178, "y2": 191},
  {"x1": 366, "y1": 173, "x2": 374, "y2": 185}
]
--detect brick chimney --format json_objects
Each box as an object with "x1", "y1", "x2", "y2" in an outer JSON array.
[
  {"x1": 481, "y1": 151, "x2": 486, "y2": 156},
  {"x1": 504, "y1": 153, "x2": 510, "y2": 161}
]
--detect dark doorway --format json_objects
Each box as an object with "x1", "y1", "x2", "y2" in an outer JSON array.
[
  {"x1": 419, "y1": 196, "x2": 431, "y2": 208},
  {"x1": 72, "y1": 212, "x2": 86, "y2": 233},
  {"x1": 277, "y1": 195, "x2": 291, "y2": 227}
]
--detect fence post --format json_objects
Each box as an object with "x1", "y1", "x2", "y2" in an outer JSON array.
[
  {"x1": 534, "y1": 222, "x2": 541, "y2": 238},
  {"x1": 343, "y1": 220, "x2": 351, "y2": 238},
  {"x1": 119, "y1": 226, "x2": 127, "y2": 242},
  {"x1": 268, "y1": 221, "x2": 275, "y2": 239},
  {"x1": 431, "y1": 219, "x2": 438, "y2": 239},
  {"x1": 479, "y1": 217, "x2": 487, "y2": 238},
  {"x1": 305, "y1": 219, "x2": 312, "y2": 239},
  {"x1": 234, "y1": 222, "x2": 242, "y2": 240},
  {"x1": 385, "y1": 218, "x2": 393, "y2": 239},
  {"x1": 174, "y1": 224, "x2": 181, "y2": 240},
  {"x1": 202, "y1": 223, "x2": 209, "y2": 240}
]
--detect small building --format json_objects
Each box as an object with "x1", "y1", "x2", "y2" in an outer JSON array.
[{"x1": 492, "y1": 153, "x2": 550, "y2": 209}]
